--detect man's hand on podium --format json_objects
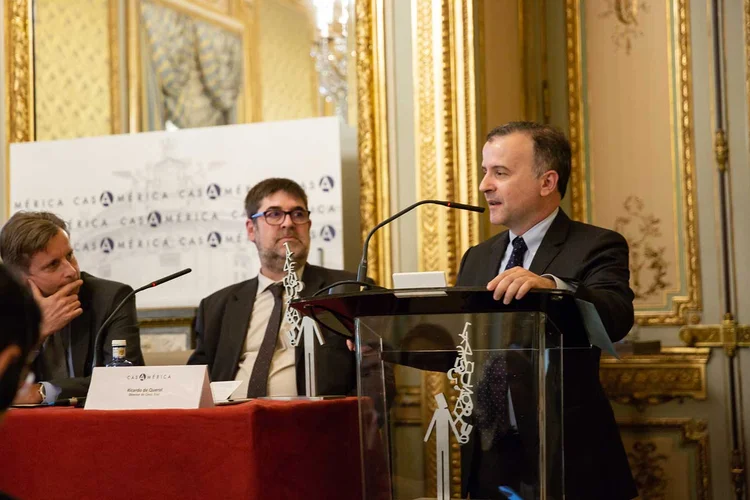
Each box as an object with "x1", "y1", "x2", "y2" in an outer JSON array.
[{"x1": 487, "y1": 267, "x2": 555, "y2": 304}]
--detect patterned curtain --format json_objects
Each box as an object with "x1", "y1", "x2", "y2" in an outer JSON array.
[{"x1": 141, "y1": 1, "x2": 242, "y2": 129}]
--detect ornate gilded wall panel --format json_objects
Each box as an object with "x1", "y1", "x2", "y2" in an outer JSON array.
[
  {"x1": 5, "y1": 0, "x2": 34, "y2": 148},
  {"x1": 600, "y1": 347, "x2": 710, "y2": 408},
  {"x1": 565, "y1": 0, "x2": 701, "y2": 325},
  {"x1": 414, "y1": 0, "x2": 480, "y2": 285},
  {"x1": 356, "y1": 0, "x2": 391, "y2": 288},
  {"x1": 619, "y1": 418, "x2": 711, "y2": 499},
  {"x1": 452, "y1": 0, "x2": 480, "y2": 258},
  {"x1": 34, "y1": 0, "x2": 116, "y2": 140},
  {"x1": 680, "y1": 321, "x2": 750, "y2": 352},
  {"x1": 414, "y1": 0, "x2": 440, "y2": 276}
]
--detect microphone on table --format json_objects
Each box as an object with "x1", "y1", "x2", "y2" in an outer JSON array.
[
  {"x1": 356, "y1": 200, "x2": 485, "y2": 283},
  {"x1": 91, "y1": 268, "x2": 192, "y2": 368}
]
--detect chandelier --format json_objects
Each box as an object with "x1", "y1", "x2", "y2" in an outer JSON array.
[{"x1": 310, "y1": 0, "x2": 351, "y2": 120}]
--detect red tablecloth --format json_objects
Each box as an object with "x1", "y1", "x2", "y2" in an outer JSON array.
[{"x1": 0, "y1": 398, "x2": 362, "y2": 500}]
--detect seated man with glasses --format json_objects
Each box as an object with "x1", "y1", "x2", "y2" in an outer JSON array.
[{"x1": 188, "y1": 178, "x2": 360, "y2": 398}]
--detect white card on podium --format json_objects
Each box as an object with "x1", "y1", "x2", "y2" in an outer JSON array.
[
  {"x1": 84, "y1": 365, "x2": 214, "y2": 410},
  {"x1": 392, "y1": 271, "x2": 448, "y2": 298}
]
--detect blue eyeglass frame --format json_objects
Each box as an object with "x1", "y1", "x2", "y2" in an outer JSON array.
[{"x1": 249, "y1": 208, "x2": 311, "y2": 225}]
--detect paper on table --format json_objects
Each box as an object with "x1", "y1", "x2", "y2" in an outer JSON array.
[
  {"x1": 210, "y1": 381, "x2": 242, "y2": 402},
  {"x1": 575, "y1": 298, "x2": 619, "y2": 358}
]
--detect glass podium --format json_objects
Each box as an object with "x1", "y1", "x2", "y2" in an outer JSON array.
[{"x1": 292, "y1": 288, "x2": 593, "y2": 500}]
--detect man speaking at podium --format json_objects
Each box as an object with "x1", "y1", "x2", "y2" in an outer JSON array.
[
  {"x1": 188, "y1": 178, "x2": 357, "y2": 398},
  {"x1": 456, "y1": 122, "x2": 637, "y2": 499}
]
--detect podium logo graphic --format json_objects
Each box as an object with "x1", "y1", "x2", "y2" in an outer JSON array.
[
  {"x1": 206, "y1": 184, "x2": 221, "y2": 199},
  {"x1": 320, "y1": 225, "x2": 336, "y2": 242},
  {"x1": 207, "y1": 231, "x2": 222, "y2": 247},
  {"x1": 126, "y1": 372, "x2": 172, "y2": 381},
  {"x1": 147, "y1": 211, "x2": 162, "y2": 227},
  {"x1": 100, "y1": 237, "x2": 115, "y2": 253},
  {"x1": 319, "y1": 176, "x2": 335, "y2": 192},
  {"x1": 100, "y1": 191, "x2": 114, "y2": 207}
]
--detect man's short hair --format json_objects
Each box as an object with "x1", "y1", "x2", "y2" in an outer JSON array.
[
  {"x1": 486, "y1": 121, "x2": 572, "y2": 198},
  {"x1": 0, "y1": 211, "x2": 68, "y2": 272},
  {"x1": 0, "y1": 264, "x2": 40, "y2": 410},
  {"x1": 244, "y1": 178, "x2": 309, "y2": 219}
]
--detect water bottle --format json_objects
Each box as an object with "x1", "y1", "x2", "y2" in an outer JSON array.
[{"x1": 106, "y1": 339, "x2": 133, "y2": 367}]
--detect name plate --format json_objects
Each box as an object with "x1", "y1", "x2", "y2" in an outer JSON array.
[{"x1": 85, "y1": 365, "x2": 214, "y2": 410}]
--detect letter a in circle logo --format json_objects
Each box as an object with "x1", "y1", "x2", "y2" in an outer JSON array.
[
  {"x1": 319, "y1": 176, "x2": 334, "y2": 192},
  {"x1": 147, "y1": 211, "x2": 162, "y2": 227},
  {"x1": 100, "y1": 237, "x2": 114, "y2": 254},
  {"x1": 100, "y1": 191, "x2": 114, "y2": 207},
  {"x1": 206, "y1": 184, "x2": 221, "y2": 200},
  {"x1": 207, "y1": 232, "x2": 222, "y2": 247},
  {"x1": 320, "y1": 225, "x2": 336, "y2": 242}
]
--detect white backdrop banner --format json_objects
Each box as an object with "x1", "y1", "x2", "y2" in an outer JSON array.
[{"x1": 10, "y1": 118, "x2": 348, "y2": 308}]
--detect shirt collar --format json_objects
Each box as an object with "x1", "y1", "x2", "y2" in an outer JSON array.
[
  {"x1": 508, "y1": 207, "x2": 559, "y2": 257},
  {"x1": 256, "y1": 265, "x2": 306, "y2": 297}
]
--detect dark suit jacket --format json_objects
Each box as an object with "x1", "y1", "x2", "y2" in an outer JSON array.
[
  {"x1": 34, "y1": 271, "x2": 145, "y2": 399},
  {"x1": 187, "y1": 265, "x2": 358, "y2": 396},
  {"x1": 456, "y1": 209, "x2": 637, "y2": 499}
]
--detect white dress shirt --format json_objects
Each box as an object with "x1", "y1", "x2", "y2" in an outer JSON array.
[
  {"x1": 498, "y1": 208, "x2": 574, "y2": 291},
  {"x1": 231, "y1": 269, "x2": 302, "y2": 398}
]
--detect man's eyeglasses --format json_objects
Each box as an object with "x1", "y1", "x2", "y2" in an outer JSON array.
[{"x1": 250, "y1": 208, "x2": 311, "y2": 226}]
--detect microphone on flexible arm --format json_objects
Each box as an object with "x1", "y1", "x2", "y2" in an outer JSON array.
[
  {"x1": 91, "y1": 268, "x2": 192, "y2": 368},
  {"x1": 356, "y1": 200, "x2": 485, "y2": 283}
]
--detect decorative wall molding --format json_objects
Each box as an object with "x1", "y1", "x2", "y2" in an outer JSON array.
[
  {"x1": 414, "y1": 0, "x2": 480, "y2": 286},
  {"x1": 618, "y1": 418, "x2": 711, "y2": 500},
  {"x1": 355, "y1": 0, "x2": 391, "y2": 288},
  {"x1": 600, "y1": 347, "x2": 710, "y2": 409},
  {"x1": 680, "y1": 318, "x2": 750, "y2": 357},
  {"x1": 565, "y1": 0, "x2": 701, "y2": 325},
  {"x1": 5, "y1": 0, "x2": 33, "y2": 148}
]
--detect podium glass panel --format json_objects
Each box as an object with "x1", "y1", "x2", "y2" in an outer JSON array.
[{"x1": 356, "y1": 310, "x2": 563, "y2": 500}]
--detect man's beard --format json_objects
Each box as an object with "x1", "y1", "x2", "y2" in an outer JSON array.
[{"x1": 258, "y1": 241, "x2": 309, "y2": 274}]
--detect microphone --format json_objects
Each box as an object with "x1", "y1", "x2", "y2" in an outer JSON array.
[
  {"x1": 91, "y1": 268, "x2": 192, "y2": 368},
  {"x1": 356, "y1": 200, "x2": 485, "y2": 282}
]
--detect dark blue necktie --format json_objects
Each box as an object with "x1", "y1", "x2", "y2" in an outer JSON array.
[
  {"x1": 476, "y1": 355, "x2": 511, "y2": 443},
  {"x1": 477, "y1": 236, "x2": 528, "y2": 445},
  {"x1": 504, "y1": 237, "x2": 527, "y2": 271}
]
